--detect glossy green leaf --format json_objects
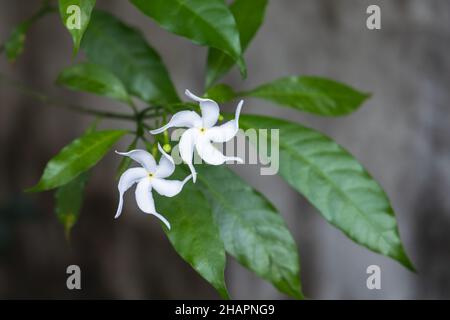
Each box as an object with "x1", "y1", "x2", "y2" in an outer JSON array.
[
  {"x1": 239, "y1": 115, "x2": 414, "y2": 270},
  {"x1": 82, "y1": 10, "x2": 179, "y2": 104},
  {"x1": 58, "y1": 0, "x2": 96, "y2": 54},
  {"x1": 195, "y1": 165, "x2": 303, "y2": 299},
  {"x1": 55, "y1": 172, "x2": 89, "y2": 240},
  {"x1": 4, "y1": 3, "x2": 52, "y2": 62},
  {"x1": 54, "y1": 120, "x2": 97, "y2": 239},
  {"x1": 29, "y1": 130, "x2": 126, "y2": 192},
  {"x1": 205, "y1": 83, "x2": 236, "y2": 103},
  {"x1": 155, "y1": 171, "x2": 229, "y2": 299},
  {"x1": 206, "y1": 0, "x2": 268, "y2": 88},
  {"x1": 241, "y1": 76, "x2": 370, "y2": 116},
  {"x1": 56, "y1": 63, "x2": 131, "y2": 103},
  {"x1": 130, "y1": 0, "x2": 246, "y2": 75}
]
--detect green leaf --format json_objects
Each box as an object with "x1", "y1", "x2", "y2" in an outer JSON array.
[
  {"x1": 29, "y1": 130, "x2": 126, "y2": 192},
  {"x1": 4, "y1": 3, "x2": 52, "y2": 62},
  {"x1": 239, "y1": 115, "x2": 414, "y2": 270},
  {"x1": 155, "y1": 170, "x2": 229, "y2": 299},
  {"x1": 54, "y1": 119, "x2": 98, "y2": 240},
  {"x1": 130, "y1": 0, "x2": 246, "y2": 76},
  {"x1": 206, "y1": 0, "x2": 268, "y2": 88},
  {"x1": 56, "y1": 63, "x2": 131, "y2": 103},
  {"x1": 82, "y1": 10, "x2": 179, "y2": 104},
  {"x1": 55, "y1": 172, "x2": 89, "y2": 240},
  {"x1": 58, "y1": 0, "x2": 96, "y2": 54},
  {"x1": 241, "y1": 76, "x2": 370, "y2": 116},
  {"x1": 205, "y1": 83, "x2": 236, "y2": 103},
  {"x1": 195, "y1": 165, "x2": 303, "y2": 299},
  {"x1": 4, "y1": 21, "x2": 32, "y2": 62}
]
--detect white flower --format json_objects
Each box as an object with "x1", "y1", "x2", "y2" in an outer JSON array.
[
  {"x1": 115, "y1": 144, "x2": 192, "y2": 230},
  {"x1": 150, "y1": 89, "x2": 244, "y2": 182}
]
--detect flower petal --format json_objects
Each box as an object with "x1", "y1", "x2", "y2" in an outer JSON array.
[
  {"x1": 206, "y1": 100, "x2": 243, "y2": 143},
  {"x1": 185, "y1": 89, "x2": 219, "y2": 128},
  {"x1": 115, "y1": 149, "x2": 156, "y2": 173},
  {"x1": 179, "y1": 128, "x2": 199, "y2": 182},
  {"x1": 150, "y1": 110, "x2": 202, "y2": 134},
  {"x1": 196, "y1": 136, "x2": 244, "y2": 165},
  {"x1": 151, "y1": 175, "x2": 192, "y2": 197},
  {"x1": 115, "y1": 168, "x2": 147, "y2": 219},
  {"x1": 135, "y1": 178, "x2": 171, "y2": 229},
  {"x1": 155, "y1": 143, "x2": 175, "y2": 178}
]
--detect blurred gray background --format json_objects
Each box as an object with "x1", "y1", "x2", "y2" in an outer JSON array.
[{"x1": 0, "y1": 0, "x2": 449, "y2": 299}]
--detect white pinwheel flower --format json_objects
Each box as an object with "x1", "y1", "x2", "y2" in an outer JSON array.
[
  {"x1": 115, "y1": 144, "x2": 192, "y2": 230},
  {"x1": 150, "y1": 89, "x2": 244, "y2": 182}
]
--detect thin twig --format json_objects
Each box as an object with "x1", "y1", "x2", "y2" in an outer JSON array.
[
  {"x1": 127, "y1": 97, "x2": 138, "y2": 114},
  {"x1": 0, "y1": 73, "x2": 136, "y2": 120}
]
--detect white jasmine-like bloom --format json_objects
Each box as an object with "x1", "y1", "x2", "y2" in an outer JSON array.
[
  {"x1": 115, "y1": 144, "x2": 192, "y2": 230},
  {"x1": 150, "y1": 90, "x2": 244, "y2": 182}
]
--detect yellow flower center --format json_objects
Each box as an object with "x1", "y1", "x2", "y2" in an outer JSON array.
[
  {"x1": 148, "y1": 173, "x2": 154, "y2": 179},
  {"x1": 199, "y1": 127, "x2": 207, "y2": 134}
]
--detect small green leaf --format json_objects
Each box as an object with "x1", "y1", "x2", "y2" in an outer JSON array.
[
  {"x1": 155, "y1": 170, "x2": 229, "y2": 299},
  {"x1": 29, "y1": 130, "x2": 126, "y2": 192},
  {"x1": 195, "y1": 165, "x2": 303, "y2": 299},
  {"x1": 130, "y1": 0, "x2": 246, "y2": 76},
  {"x1": 56, "y1": 63, "x2": 131, "y2": 103},
  {"x1": 82, "y1": 10, "x2": 179, "y2": 104},
  {"x1": 206, "y1": 0, "x2": 268, "y2": 88},
  {"x1": 54, "y1": 119, "x2": 99, "y2": 240},
  {"x1": 4, "y1": 21, "x2": 31, "y2": 62},
  {"x1": 241, "y1": 76, "x2": 370, "y2": 116},
  {"x1": 3, "y1": 3, "x2": 52, "y2": 62},
  {"x1": 55, "y1": 172, "x2": 89, "y2": 240},
  {"x1": 205, "y1": 83, "x2": 236, "y2": 103},
  {"x1": 116, "y1": 138, "x2": 138, "y2": 180},
  {"x1": 58, "y1": 0, "x2": 96, "y2": 54},
  {"x1": 239, "y1": 115, "x2": 414, "y2": 270}
]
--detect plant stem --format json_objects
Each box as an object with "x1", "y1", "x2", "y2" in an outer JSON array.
[
  {"x1": 140, "y1": 105, "x2": 164, "y2": 119},
  {"x1": 127, "y1": 98, "x2": 138, "y2": 114},
  {"x1": 0, "y1": 73, "x2": 136, "y2": 120}
]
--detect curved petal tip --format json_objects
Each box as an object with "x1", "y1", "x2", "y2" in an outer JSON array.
[
  {"x1": 185, "y1": 89, "x2": 202, "y2": 102},
  {"x1": 153, "y1": 212, "x2": 171, "y2": 230},
  {"x1": 183, "y1": 174, "x2": 193, "y2": 185},
  {"x1": 157, "y1": 143, "x2": 173, "y2": 164},
  {"x1": 227, "y1": 156, "x2": 244, "y2": 164},
  {"x1": 236, "y1": 100, "x2": 244, "y2": 118},
  {"x1": 149, "y1": 128, "x2": 163, "y2": 135}
]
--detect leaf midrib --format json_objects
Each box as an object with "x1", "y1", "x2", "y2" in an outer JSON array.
[
  {"x1": 244, "y1": 84, "x2": 365, "y2": 104},
  {"x1": 194, "y1": 169, "x2": 298, "y2": 280},
  {"x1": 240, "y1": 119, "x2": 397, "y2": 250},
  {"x1": 247, "y1": 89, "x2": 338, "y2": 102},
  {"x1": 172, "y1": 0, "x2": 239, "y2": 59},
  {"x1": 46, "y1": 131, "x2": 123, "y2": 184}
]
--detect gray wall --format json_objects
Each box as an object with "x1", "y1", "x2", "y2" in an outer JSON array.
[{"x1": 0, "y1": 0, "x2": 449, "y2": 299}]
